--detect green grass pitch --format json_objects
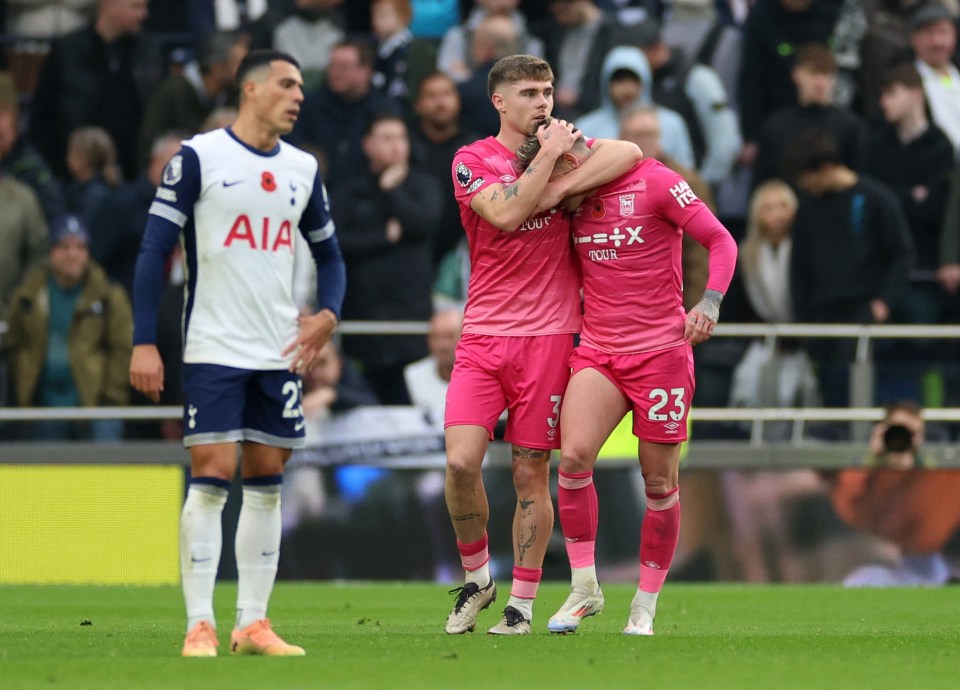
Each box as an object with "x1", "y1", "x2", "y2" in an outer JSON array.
[{"x1": 1, "y1": 583, "x2": 957, "y2": 689}]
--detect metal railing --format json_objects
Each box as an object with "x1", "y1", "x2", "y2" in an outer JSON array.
[{"x1": 1, "y1": 321, "x2": 959, "y2": 455}]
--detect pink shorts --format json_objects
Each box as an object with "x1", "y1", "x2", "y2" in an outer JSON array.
[
  {"x1": 445, "y1": 333, "x2": 575, "y2": 449},
  {"x1": 569, "y1": 344, "x2": 694, "y2": 443}
]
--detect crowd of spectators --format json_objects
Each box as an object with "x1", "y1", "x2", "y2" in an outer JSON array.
[{"x1": 2, "y1": 0, "x2": 960, "y2": 441}]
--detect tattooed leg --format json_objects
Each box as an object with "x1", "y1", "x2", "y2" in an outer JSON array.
[
  {"x1": 445, "y1": 425, "x2": 491, "y2": 543},
  {"x1": 511, "y1": 445, "x2": 553, "y2": 567}
]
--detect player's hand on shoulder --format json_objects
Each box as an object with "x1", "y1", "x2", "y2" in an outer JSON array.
[{"x1": 130, "y1": 344, "x2": 164, "y2": 403}]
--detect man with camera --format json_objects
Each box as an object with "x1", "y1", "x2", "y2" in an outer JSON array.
[{"x1": 827, "y1": 400, "x2": 960, "y2": 586}]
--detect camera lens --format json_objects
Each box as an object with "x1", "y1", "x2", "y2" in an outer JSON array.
[{"x1": 882, "y1": 425, "x2": 913, "y2": 453}]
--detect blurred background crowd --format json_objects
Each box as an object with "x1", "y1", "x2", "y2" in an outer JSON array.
[{"x1": 1, "y1": 0, "x2": 960, "y2": 441}]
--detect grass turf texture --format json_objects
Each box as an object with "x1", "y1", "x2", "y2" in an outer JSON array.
[{"x1": 1, "y1": 583, "x2": 957, "y2": 689}]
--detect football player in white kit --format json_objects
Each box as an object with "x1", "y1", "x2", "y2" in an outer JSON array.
[{"x1": 130, "y1": 50, "x2": 346, "y2": 657}]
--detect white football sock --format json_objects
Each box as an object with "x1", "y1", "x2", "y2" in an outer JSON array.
[
  {"x1": 506, "y1": 595, "x2": 533, "y2": 620},
  {"x1": 571, "y1": 564, "x2": 599, "y2": 592},
  {"x1": 235, "y1": 479, "x2": 282, "y2": 630},
  {"x1": 464, "y1": 562, "x2": 491, "y2": 588},
  {"x1": 632, "y1": 588, "x2": 659, "y2": 618},
  {"x1": 181, "y1": 482, "x2": 228, "y2": 633}
]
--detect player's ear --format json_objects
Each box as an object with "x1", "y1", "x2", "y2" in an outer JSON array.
[
  {"x1": 491, "y1": 92, "x2": 505, "y2": 113},
  {"x1": 561, "y1": 152, "x2": 580, "y2": 169}
]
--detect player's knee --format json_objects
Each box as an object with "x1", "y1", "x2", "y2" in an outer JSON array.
[
  {"x1": 559, "y1": 446, "x2": 594, "y2": 475},
  {"x1": 642, "y1": 473, "x2": 678, "y2": 495},
  {"x1": 445, "y1": 454, "x2": 482, "y2": 483}
]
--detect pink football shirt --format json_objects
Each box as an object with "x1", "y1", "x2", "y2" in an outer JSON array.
[
  {"x1": 451, "y1": 137, "x2": 581, "y2": 336},
  {"x1": 574, "y1": 158, "x2": 716, "y2": 353}
]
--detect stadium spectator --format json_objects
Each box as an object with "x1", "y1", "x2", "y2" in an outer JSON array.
[
  {"x1": 752, "y1": 43, "x2": 864, "y2": 190},
  {"x1": 737, "y1": 0, "x2": 845, "y2": 161},
  {"x1": 0, "y1": 169, "x2": 47, "y2": 323},
  {"x1": 909, "y1": 1, "x2": 960, "y2": 159},
  {"x1": 129, "y1": 50, "x2": 346, "y2": 658},
  {"x1": 137, "y1": 31, "x2": 249, "y2": 168},
  {"x1": 270, "y1": 0, "x2": 346, "y2": 89},
  {"x1": 827, "y1": 399, "x2": 960, "y2": 586},
  {"x1": 458, "y1": 14, "x2": 523, "y2": 137},
  {"x1": 189, "y1": 0, "x2": 271, "y2": 35},
  {"x1": 301, "y1": 339, "x2": 380, "y2": 419},
  {"x1": 331, "y1": 113, "x2": 441, "y2": 404},
  {"x1": 29, "y1": 0, "x2": 163, "y2": 181},
  {"x1": 63, "y1": 126, "x2": 122, "y2": 230},
  {"x1": 861, "y1": 63, "x2": 955, "y2": 402},
  {"x1": 635, "y1": 19, "x2": 742, "y2": 186},
  {"x1": 4, "y1": 214, "x2": 132, "y2": 441},
  {"x1": 292, "y1": 39, "x2": 401, "y2": 182},
  {"x1": 437, "y1": 0, "x2": 544, "y2": 83},
  {"x1": 409, "y1": 72, "x2": 479, "y2": 266},
  {"x1": 511, "y1": 123, "x2": 736, "y2": 636},
  {"x1": 534, "y1": 0, "x2": 630, "y2": 118},
  {"x1": 370, "y1": 0, "x2": 415, "y2": 105},
  {"x1": 442, "y1": 55, "x2": 641, "y2": 636},
  {"x1": 726, "y1": 180, "x2": 821, "y2": 420},
  {"x1": 577, "y1": 46, "x2": 695, "y2": 169},
  {"x1": 404, "y1": 308, "x2": 464, "y2": 426},
  {"x1": 0, "y1": 72, "x2": 63, "y2": 221},
  {"x1": 87, "y1": 131, "x2": 183, "y2": 298},
  {"x1": 403, "y1": 308, "x2": 470, "y2": 583},
  {"x1": 661, "y1": 0, "x2": 743, "y2": 104},
  {"x1": 855, "y1": 0, "x2": 919, "y2": 121},
  {"x1": 787, "y1": 131, "x2": 912, "y2": 409}
]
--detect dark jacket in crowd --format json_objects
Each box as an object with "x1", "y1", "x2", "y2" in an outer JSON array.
[
  {"x1": 791, "y1": 175, "x2": 912, "y2": 322},
  {"x1": 331, "y1": 167, "x2": 442, "y2": 370},
  {"x1": 753, "y1": 103, "x2": 864, "y2": 189},
  {"x1": 737, "y1": 0, "x2": 844, "y2": 142},
  {"x1": 0, "y1": 136, "x2": 64, "y2": 220},
  {"x1": 30, "y1": 24, "x2": 164, "y2": 180},
  {"x1": 409, "y1": 124, "x2": 477, "y2": 265},
  {"x1": 860, "y1": 121, "x2": 955, "y2": 274},
  {"x1": 87, "y1": 174, "x2": 154, "y2": 297},
  {"x1": 291, "y1": 85, "x2": 401, "y2": 181}
]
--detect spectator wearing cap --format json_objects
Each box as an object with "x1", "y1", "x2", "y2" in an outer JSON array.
[
  {"x1": 635, "y1": 18, "x2": 742, "y2": 186},
  {"x1": 910, "y1": 1, "x2": 960, "y2": 159},
  {"x1": 3, "y1": 214, "x2": 132, "y2": 441}
]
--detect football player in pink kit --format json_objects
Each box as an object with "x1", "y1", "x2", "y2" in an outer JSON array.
[
  {"x1": 443, "y1": 55, "x2": 642, "y2": 636},
  {"x1": 515, "y1": 131, "x2": 737, "y2": 635}
]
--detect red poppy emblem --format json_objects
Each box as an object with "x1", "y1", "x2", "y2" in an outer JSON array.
[
  {"x1": 261, "y1": 171, "x2": 277, "y2": 192},
  {"x1": 591, "y1": 199, "x2": 605, "y2": 220}
]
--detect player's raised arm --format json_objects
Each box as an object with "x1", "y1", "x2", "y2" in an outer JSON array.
[{"x1": 466, "y1": 118, "x2": 577, "y2": 231}]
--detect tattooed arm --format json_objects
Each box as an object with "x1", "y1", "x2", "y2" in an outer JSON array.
[
  {"x1": 469, "y1": 119, "x2": 578, "y2": 232},
  {"x1": 536, "y1": 139, "x2": 643, "y2": 214}
]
